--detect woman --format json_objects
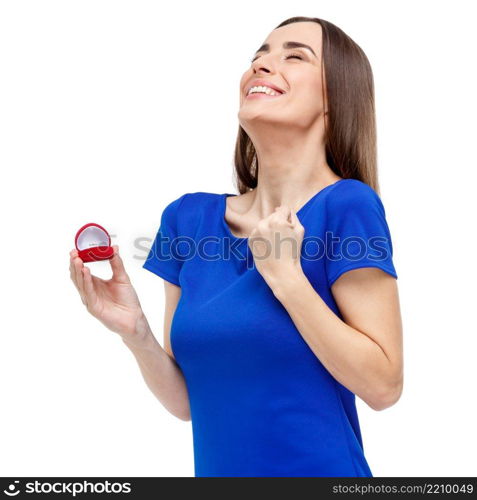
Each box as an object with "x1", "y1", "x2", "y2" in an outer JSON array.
[{"x1": 69, "y1": 16, "x2": 403, "y2": 477}]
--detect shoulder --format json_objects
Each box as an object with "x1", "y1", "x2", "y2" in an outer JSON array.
[
  {"x1": 163, "y1": 191, "x2": 222, "y2": 210},
  {"x1": 162, "y1": 191, "x2": 223, "y2": 226},
  {"x1": 325, "y1": 178, "x2": 385, "y2": 216}
]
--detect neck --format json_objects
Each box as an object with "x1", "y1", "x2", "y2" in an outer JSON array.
[{"x1": 245, "y1": 122, "x2": 340, "y2": 217}]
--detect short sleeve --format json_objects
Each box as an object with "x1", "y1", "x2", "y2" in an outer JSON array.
[
  {"x1": 143, "y1": 193, "x2": 188, "y2": 286},
  {"x1": 325, "y1": 181, "x2": 398, "y2": 287}
]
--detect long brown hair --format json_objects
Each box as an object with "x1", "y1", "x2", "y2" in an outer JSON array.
[{"x1": 233, "y1": 16, "x2": 381, "y2": 195}]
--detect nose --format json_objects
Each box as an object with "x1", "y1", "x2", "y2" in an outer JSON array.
[
  {"x1": 252, "y1": 59, "x2": 272, "y2": 75},
  {"x1": 251, "y1": 51, "x2": 279, "y2": 75}
]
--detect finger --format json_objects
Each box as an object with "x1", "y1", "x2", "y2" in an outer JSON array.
[
  {"x1": 289, "y1": 211, "x2": 300, "y2": 226},
  {"x1": 82, "y1": 266, "x2": 98, "y2": 312},
  {"x1": 73, "y1": 256, "x2": 87, "y2": 305},
  {"x1": 70, "y1": 251, "x2": 80, "y2": 289},
  {"x1": 271, "y1": 207, "x2": 293, "y2": 227},
  {"x1": 274, "y1": 205, "x2": 292, "y2": 222},
  {"x1": 290, "y1": 211, "x2": 304, "y2": 233},
  {"x1": 109, "y1": 245, "x2": 129, "y2": 282},
  {"x1": 69, "y1": 253, "x2": 76, "y2": 283}
]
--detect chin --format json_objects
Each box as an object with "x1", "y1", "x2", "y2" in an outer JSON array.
[{"x1": 238, "y1": 107, "x2": 285, "y2": 125}]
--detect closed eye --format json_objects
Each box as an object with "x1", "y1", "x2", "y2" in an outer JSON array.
[
  {"x1": 285, "y1": 53, "x2": 303, "y2": 60},
  {"x1": 250, "y1": 52, "x2": 304, "y2": 64}
]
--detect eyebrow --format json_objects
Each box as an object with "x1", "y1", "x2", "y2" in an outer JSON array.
[{"x1": 252, "y1": 41, "x2": 317, "y2": 59}]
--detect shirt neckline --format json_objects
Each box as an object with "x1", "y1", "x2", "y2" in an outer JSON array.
[{"x1": 221, "y1": 178, "x2": 347, "y2": 241}]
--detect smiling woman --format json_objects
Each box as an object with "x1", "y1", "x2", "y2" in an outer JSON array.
[
  {"x1": 141, "y1": 16, "x2": 402, "y2": 477},
  {"x1": 71, "y1": 15, "x2": 403, "y2": 479},
  {"x1": 236, "y1": 17, "x2": 380, "y2": 193}
]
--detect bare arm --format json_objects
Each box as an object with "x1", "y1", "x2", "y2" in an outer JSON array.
[
  {"x1": 269, "y1": 266, "x2": 403, "y2": 411},
  {"x1": 69, "y1": 245, "x2": 191, "y2": 421},
  {"x1": 249, "y1": 205, "x2": 403, "y2": 412},
  {"x1": 123, "y1": 281, "x2": 191, "y2": 421}
]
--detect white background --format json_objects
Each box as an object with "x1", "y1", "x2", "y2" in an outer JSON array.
[{"x1": 1, "y1": 0, "x2": 476, "y2": 477}]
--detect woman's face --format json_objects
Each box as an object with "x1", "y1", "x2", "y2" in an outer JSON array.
[{"x1": 238, "y1": 22, "x2": 326, "y2": 133}]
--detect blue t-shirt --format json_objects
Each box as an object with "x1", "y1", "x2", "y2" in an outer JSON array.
[{"x1": 143, "y1": 178, "x2": 398, "y2": 477}]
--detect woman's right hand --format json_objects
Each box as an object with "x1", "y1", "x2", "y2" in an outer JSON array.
[{"x1": 69, "y1": 245, "x2": 148, "y2": 341}]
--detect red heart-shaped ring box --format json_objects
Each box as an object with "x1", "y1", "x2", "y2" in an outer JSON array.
[{"x1": 75, "y1": 222, "x2": 114, "y2": 263}]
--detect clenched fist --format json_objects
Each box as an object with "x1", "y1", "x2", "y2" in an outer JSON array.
[{"x1": 248, "y1": 205, "x2": 305, "y2": 287}]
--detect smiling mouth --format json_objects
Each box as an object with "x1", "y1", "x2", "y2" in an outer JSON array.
[
  {"x1": 245, "y1": 90, "x2": 285, "y2": 100},
  {"x1": 245, "y1": 84, "x2": 286, "y2": 98},
  {"x1": 246, "y1": 94, "x2": 283, "y2": 101}
]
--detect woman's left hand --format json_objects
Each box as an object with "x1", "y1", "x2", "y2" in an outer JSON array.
[{"x1": 248, "y1": 205, "x2": 305, "y2": 288}]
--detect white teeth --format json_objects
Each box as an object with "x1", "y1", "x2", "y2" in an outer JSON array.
[{"x1": 247, "y1": 85, "x2": 282, "y2": 96}]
